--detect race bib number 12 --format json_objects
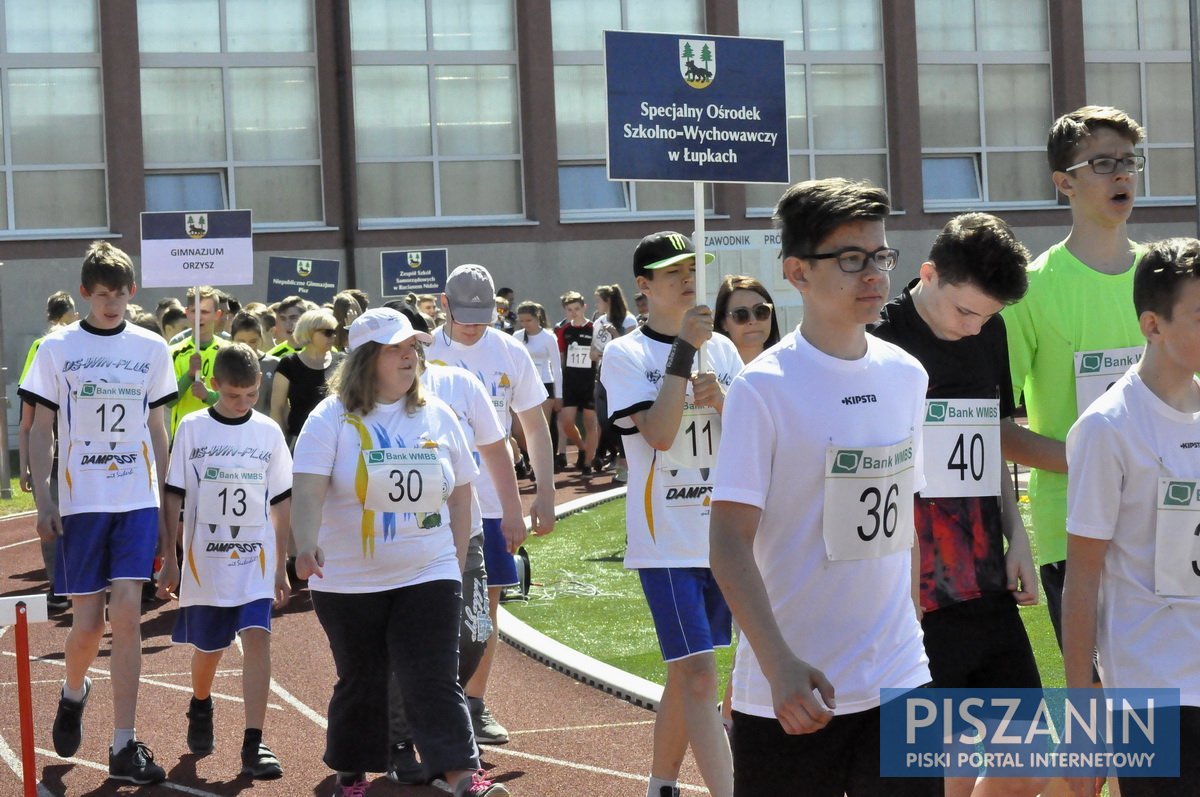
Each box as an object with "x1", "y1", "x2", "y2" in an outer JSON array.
[
  {"x1": 72, "y1": 382, "x2": 143, "y2": 443},
  {"x1": 822, "y1": 438, "x2": 916, "y2": 561}
]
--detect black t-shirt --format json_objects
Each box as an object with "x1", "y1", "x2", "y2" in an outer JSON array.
[
  {"x1": 277, "y1": 351, "x2": 340, "y2": 438},
  {"x1": 556, "y1": 321, "x2": 596, "y2": 385},
  {"x1": 869, "y1": 279, "x2": 1015, "y2": 612}
]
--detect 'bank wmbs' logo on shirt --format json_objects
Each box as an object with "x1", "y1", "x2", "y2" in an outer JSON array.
[
  {"x1": 79, "y1": 384, "x2": 97, "y2": 397},
  {"x1": 205, "y1": 467, "x2": 220, "y2": 480},
  {"x1": 1164, "y1": 481, "x2": 1196, "y2": 507},
  {"x1": 1078, "y1": 352, "x2": 1104, "y2": 374},
  {"x1": 367, "y1": 450, "x2": 385, "y2": 464},
  {"x1": 925, "y1": 402, "x2": 948, "y2": 423},
  {"x1": 832, "y1": 450, "x2": 862, "y2": 474}
]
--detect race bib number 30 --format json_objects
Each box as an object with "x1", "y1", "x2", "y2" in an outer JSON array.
[
  {"x1": 72, "y1": 382, "x2": 143, "y2": 443},
  {"x1": 1154, "y1": 477, "x2": 1200, "y2": 597},
  {"x1": 822, "y1": 438, "x2": 916, "y2": 561},
  {"x1": 664, "y1": 402, "x2": 721, "y2": 470},
  {"x1": 1074, "y1": 347, "x2": 1141, "y2": 415},
  {"x1": 196, "y1": 466, "x2": 267, "y2": 527},
  {"x1": 920, "y1": 399, "x2": 1000, "y2": 498},
  {"x1": 363, "y1": 448, "x2": 445, "y2": 514}
]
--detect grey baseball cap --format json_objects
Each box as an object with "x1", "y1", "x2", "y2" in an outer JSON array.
[{"x1": 444, "y1": 264, "x2": 496, "y2": 324}]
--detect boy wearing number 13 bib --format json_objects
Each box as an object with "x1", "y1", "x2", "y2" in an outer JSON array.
[
  {"x1": 600, "y1": 231, "x2": 742, "y2": 797},
  {"x1": 710, "y1": 179, "x2": 940, "y2": 797},
  {"x1": 1063, "y1": 239, "x2": 1200, "y2": 797},
  {"x1": 157, "y1": 343, "x2": 292, "y2": 780},
  {"x1": 870, "y1": 214, "x2": 1043, "y2": 797}
]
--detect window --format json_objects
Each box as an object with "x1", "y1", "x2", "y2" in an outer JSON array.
[
  {"x1": 1084, "y1": 0, "x2": 1194, "y2": 200},
  {"x1": 138, "y1": 0, "x2": 324, "y2": 225},
  {"x1": 738, "y1": 0, "x2": 888, "y2": 213},
  {"x1": 916, "y1": 0, "x2": 1056, "y2": 207},
  {"x1": 552, "y1": 0, "x2": 713, "y2": 219},
  {"x1": 350, "y1": 0, "x2": 523, "y2": 225},
  {"x1": 0, "y1": 0, "x2": 106, "y2": 233}
]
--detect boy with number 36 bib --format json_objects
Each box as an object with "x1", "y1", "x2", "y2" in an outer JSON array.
[
  {"x1": 710, "y1": 179, "x2": 940, "y2": 797},
  {"x1": 157, "y1": 343, "x2": 293, "y2": 780}
]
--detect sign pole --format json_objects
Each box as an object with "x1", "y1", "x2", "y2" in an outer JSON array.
[
  {"x1": 694, "y1": 181, "x2": 709, "y2": 372},
  {"x1": 15, "y1": 601, "x2": 37, "y2": 797},
  {"x1": 193, "y1": 286, "x2": 202, "y2": 392}
]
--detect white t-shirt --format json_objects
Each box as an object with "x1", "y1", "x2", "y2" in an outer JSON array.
[
  {"x1": 711, "y1": 329, "x2": 931, "y2": 717},
  {"x1": 292, "y1": 393, "x2": 478, "y2": 594},
  {"x1": 422, "y1": 363, "x2": 508, "y2": 537},
  {"x1": 166, "y1": 408, "x2": 292, "y2": 608},
  {"x1": 426, "y1": 326, "x2": 547, "y2": 517},
  {"x1": 592, "y1": 313, "x2": 638, "y2": 357},
  {"x1": 601, "y1": 325, "x2": 743, "y2": 568},
  {"x1": 514, "y1": 327, "x2": 562, "y2": 398},
  {"x1": 1066, "y1": 370, "x2": 1200, "y2": 705},
  {"x1": 18, "y1": 319, "x2": 177, "y2": 515}
]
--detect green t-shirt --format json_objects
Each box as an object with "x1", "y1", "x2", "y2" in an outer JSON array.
[
  {"x1": 267, "y1": 340, "x2": 297, "y2": 359},
  {"x1": 170, "y1": 336, "x2": 227, "y2": 434},
  {"x1": 1002, "y1": 241, "x2": 1144, "y2": 565},
  {"x1": 20, "y1": 337, "x2": 43, "y2": 384}
]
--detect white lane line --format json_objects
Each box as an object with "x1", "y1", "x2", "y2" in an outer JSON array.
[
  {"x1": 0, "y1": 537, "x2": 36, "y2": 552},
  {"x1": 513, "y1": 719, "x2": 655, "y2": 735},
  {"x1": 32, "y1": 747, "x2": 223, "y2": 797},
  {"x1": 483, "y1": 746, "x2": 705, "y2": 793},
  {"x1": 0, "y1": 728, "x2": 28, "y2": 785},
  {"x1": 268, "y1": 678, "x2": 327, "y2": 729}
]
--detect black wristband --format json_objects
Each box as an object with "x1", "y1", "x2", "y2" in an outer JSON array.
[{"x1": 665, "y1": 339, "x2": 697, "y2": 378}]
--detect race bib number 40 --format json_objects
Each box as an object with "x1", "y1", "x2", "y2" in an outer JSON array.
[
  {"x1": 195, "y1": 466, "x2": 267, "y2": 527},
  {"x1": 822, "y1": 438, "x2": 916, "y2": 561},
  {"x1": 363, "y1": 448, "x2": 446, "y2": 514},
  {"x1": 920, "y1": 399, "x2": 1000, "y2": 498},
  {"x1": 72, "y1": 382, "x2": 144, "y2": 443},
  {"x1": 1154, "y1": 477, "x2": 1200, "y2": 597},
  {"x1": 1074, "y1": 347, "x2": 1141, "y2": 415}
]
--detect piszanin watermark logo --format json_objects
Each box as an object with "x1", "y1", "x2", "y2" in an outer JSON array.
[
  {"x1": 880, "y1": 688, "x2": 1180, "y2": 778},
  {"x1": 679, "y1": 39, "x2": 715, "y2": 89}
]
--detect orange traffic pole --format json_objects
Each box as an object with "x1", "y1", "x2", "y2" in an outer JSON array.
[{"x1": 14, "y1": 601, "x2": 37, "y2": 797}]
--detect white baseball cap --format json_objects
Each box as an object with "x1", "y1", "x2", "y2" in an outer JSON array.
[{"x1": 348, "y1": 307, "x2": 434, "y2": 351}]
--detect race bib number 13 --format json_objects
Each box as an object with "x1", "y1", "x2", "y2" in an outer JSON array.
[
  {"x1": 195, "y1": 466, "x2": 267, "y2": 527},
  {"x1": 822, "y1": 438, "x2": 916, "y2": 561}
]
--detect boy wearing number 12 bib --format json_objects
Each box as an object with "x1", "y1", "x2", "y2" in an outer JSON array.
[
  {"x1": 600, "y1": 231, "x2": 742, "y2": 797},
  {"x1": 870, "y1": 213, "x2": 1043, "y2": 797},
  {"x1": 710, "y1": 179, "x2": 939, "y2": 797},
  {"x1": 1063, "y1": 238, "x2": 1200, "y2": 797},
  {"x1": 157, "y1": 343, "x2": 292, "y2": 780}
]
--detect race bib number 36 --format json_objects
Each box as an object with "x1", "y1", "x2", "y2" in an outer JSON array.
[
  {"x1": 822, "y1": 438, "x2": 916, "y2": 561},
  {"x1": 920, "y1": 399, "x2": 1000, "y2": 498},
  {"x1": 1074, "y1": 347, "x2": 1141, "y2": 415},
  {"x1": 195, "y1": 466, "x2": 267, "y2": 527},
  {"x1": 72, "y1": 382, "x2": 143, "y2": 443},
  {"x1": 1154, "y1": 477, "x2": 1200, "y2": 597},
  {"x1": 363, "y1": 448, "x2": 445, "y2": 514}
]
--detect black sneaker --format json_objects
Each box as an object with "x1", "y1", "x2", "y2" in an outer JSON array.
[
  {"x1": 46, "y1": 592, "x2": 70, "y2": 611},
  {"x1": 580, "y1": 463, "x2": 592, "y2": 476},
  {"x1": 386, "y1": 739, "x2": 426, "y2": 785},
  {"x1": 240, "y1": 741, "x2": 283, "y2": 780},
  {"x1": 553, "y1": 453, "x2": 567, "y2": 472},
  {"x1": 52, "y1": 676, "x2": 90, "y2": 757},
  {"x1": 109, "y1": 739, "x2": 166, "y2": 784},
  {"x1": 186, "y1": 697, "x2": 214, "y2": 755}
]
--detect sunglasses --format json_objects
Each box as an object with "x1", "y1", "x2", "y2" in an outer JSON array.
[
  {"x1": 726, "y1": 303, "x2": 773, "y2": 325},
  {"x1": 316, "y1": 328, "x2": 337, "y2": 338}
]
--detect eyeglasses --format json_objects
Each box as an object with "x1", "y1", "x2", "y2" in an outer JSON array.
[
  {"x1": 1063, "y1": 155, "x2": 1145, "y2": 175},
  {"x1": 726, "y1": 303, "x2": 773, "y2": 324},
  {"x1": 801, "y1": 246, "x2": 899, "y2": 273},
  {"x1": 316, "y1": 328, "x2": 337, "y2": 338}
]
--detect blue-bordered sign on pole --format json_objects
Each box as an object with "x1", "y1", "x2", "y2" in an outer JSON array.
[
  {"x1": 140, "y1": 210, "x2": 254, "y2": 288},
  {"x1": 605, "y1": 31, "x2": 788, "y2": 184},
  {"x1": 381, "y1": 249, "x2": 449, "y2": 297},
  {"x1": 267, "y1": 257, "x2": 339, "y2": 304}
]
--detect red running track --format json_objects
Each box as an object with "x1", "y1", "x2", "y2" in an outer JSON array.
[{"x1": 0, "y1": 465, "x2": 708, "y2": 796}]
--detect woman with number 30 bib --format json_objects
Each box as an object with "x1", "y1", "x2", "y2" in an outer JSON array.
[{"x1": 290, "y1": 308, "x2": 510, "y2": 797}]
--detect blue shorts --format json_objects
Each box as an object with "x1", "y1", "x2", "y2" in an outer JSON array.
[
  {"x1": 56, "y1": 508, "x2": 159, "y2": 596},
  {"x1": 172, "y1": 598, "x2": 274, "y2": 653},
  {"x1": 482, "y1": 517, "x2": 519, "y2": 587},
  {"x1": 639, "y1": 567, "x2": 732, "y2": 662}
]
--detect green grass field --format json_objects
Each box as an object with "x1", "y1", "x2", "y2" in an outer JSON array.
[
  {"x1": 506, "y1": 495, "x2": 1064, "y2": 689},
  {"x1": 0, "y1": 479, "x2": 36, "y2": 516}
]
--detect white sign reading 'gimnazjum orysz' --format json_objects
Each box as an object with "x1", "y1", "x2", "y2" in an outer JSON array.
[
  {"x1": 140, "y1": 210, "x2": 254, "y2": 288},
  {"x1": 605, "y1": 31, "x2": 787, "y2": 184},
  {"x1": 879, "y1": 688, "x2": 1181, "y2": 779}
]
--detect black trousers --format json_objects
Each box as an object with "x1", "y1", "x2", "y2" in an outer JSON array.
[{"x1": 311, "y1": 579, "x2": 478, "y2": 776}]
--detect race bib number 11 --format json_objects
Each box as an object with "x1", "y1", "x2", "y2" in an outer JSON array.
[{"x1": 822, "y1": 438, "x2": 916, "y2": 561}]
